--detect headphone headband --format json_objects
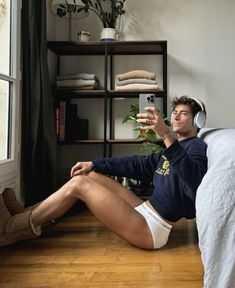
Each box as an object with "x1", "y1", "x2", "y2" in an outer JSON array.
[
  {"x1": 189, "y1": 97, "x2": 206, "y2": 113},
  {"x1": 189, "y1": 97, "x2": 206, "y2": 129}
]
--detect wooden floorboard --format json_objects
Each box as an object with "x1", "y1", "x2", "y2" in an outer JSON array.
[{"x1": 0, "y1": 209, "x2": 203, "y2": 288}]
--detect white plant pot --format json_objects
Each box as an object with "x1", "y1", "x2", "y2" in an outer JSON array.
[{"x1": 100, "y1": 28, "x2": 118, "y2": 41}]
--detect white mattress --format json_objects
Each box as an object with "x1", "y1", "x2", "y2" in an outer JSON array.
[{"x1": 196, "y1": 128, "x2": 235, "y2": 288}]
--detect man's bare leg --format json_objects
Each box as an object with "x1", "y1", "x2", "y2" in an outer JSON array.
[
  {"x1": 31, "y1": 174, "x2": 153, "y2": 249},
  {"x1": 87, "y1": 171, "x2": 143, "y2": 207},
  {"x1": 31, "y1": 179, "x2": 79, "y2": 226}
]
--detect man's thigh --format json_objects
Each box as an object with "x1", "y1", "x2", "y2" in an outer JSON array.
[{"x1": 87, "y1": 171, "x2": 143, "y2": 208}]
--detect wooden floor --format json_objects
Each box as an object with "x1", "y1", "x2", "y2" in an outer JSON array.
[{"x1": 0, "y1": 209, "x2": 204, "y2": 288}]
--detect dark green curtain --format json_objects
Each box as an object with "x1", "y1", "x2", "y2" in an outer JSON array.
[{"x1": 21, "y1": 0, "x2": 57, "y2": 205}]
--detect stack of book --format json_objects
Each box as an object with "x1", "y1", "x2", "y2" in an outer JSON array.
[{"x1": 56, "y1": 102, "x2": 88, "y2": 142}]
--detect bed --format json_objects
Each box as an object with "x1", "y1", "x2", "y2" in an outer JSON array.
[{"x1": 196, "y1": 128, "x2": 235, "y2": 288}]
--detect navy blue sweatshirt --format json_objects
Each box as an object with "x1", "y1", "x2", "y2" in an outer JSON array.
[{"x1": 92, "y1": 137, "x2": 207, "y2": 222}]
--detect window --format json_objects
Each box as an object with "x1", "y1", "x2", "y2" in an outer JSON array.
[{"x1": 0, "y1": 0, "x2": 21, "y2": 178}]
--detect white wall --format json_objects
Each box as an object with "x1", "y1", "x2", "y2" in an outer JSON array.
[
  {"x1": 47, "y1": 0, "x2": 235, "y2": 128},
  {"x1": 123, "y1": 0, "x2": 235, "y2": 128}
]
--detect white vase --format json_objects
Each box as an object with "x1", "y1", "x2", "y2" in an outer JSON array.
[{"x1": 100, "y1": 28, "x2": 118, "y2": 41}]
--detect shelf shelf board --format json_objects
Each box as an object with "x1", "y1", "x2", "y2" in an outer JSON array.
[
  {"x1": 108, "y1": 139, "x2": 163, "y2": 144},
  {"x1": 59, "y1": 140, "x2": 105, "y2": 145},
  {"x1": 108, "y1": 139, "x2": 140, "y2": 144},
  {"x1": 58, "y1": 139, "x2": 163, "y2": 145},
  {"x1": 47, "y1": 41, "x2": 167, "y2": 56},
  {"x1": 107, "y1": 41, "x2": 167, "y2": 55},
  {"x1": 48, "y1": 41, "x2": 106, "y2": 55},
  {"x1": 55, "y1": 89, "x2": 105, "y2": 99},
  {"x1": 109, "y1": 90, "x2": 166, "y2": 98},
  {"x1": 54, "y1": 89, "x2": 167, "y2": 99}
]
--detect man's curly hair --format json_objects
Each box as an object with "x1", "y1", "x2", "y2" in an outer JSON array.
[{"x1": 171, "y1": 95, "x2": 206, "y2": 118}]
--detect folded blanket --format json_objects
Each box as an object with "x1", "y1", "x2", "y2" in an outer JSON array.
[
  {"x1": 58, "y1": 85, "x2": 98, "y2": 90},
  {"x1": 57, "y1": 72, "x2": 96, "y2": 81},
  {"x1": 117, "y1": 70, "x2": 156, "y2": 81},
  {"x1": 76, "y1": 85, "x2": 97, "y2": 90},
  {"x1": 115, "y1": 83, "x2": 159, "y2": 91},
  {"x1": 116, "y1": 78, "x2": 158, "y2": 86},
  {"x1": 56, "y1": 79, "x2": 99, "y2": 88}
]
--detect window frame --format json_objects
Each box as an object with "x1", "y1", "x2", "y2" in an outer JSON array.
[{"x1": 0, "y1": 0, "x2": 21, "y2": 182}]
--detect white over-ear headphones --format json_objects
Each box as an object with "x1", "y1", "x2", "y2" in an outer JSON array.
[
  {"x1": 171, "y1": 97, "x2": 207, "y2": 129},
  {"x1": 190, "y1": 97, "x2": 207, "y2": 129}
]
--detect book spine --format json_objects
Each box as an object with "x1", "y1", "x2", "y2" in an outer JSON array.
[
  {"x1": 59, "y1": 101, "x2": 66, "y2": 142},
  {"x1": 55, "y1": 107, "x2": 60, "y2": 136}
]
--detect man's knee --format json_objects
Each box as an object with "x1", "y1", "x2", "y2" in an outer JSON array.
[
  {"x1": 66, "y1": 175, "x2": 92, "y2": 198},
  {"x1": 65, "y1": 176, "x2": 84, "y2": 198},
  {"x1": 87, "y1": 170, "x2": 106, "y2": 181}
]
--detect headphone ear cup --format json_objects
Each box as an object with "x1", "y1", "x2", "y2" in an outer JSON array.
[
  {"x1": 193, "y1": 111, "x2": 206, "y2": 129},
  {"x1": 170, "y1": 113, "x2": 174, "y2": 124}
]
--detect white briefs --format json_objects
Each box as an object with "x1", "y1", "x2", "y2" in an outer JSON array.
[{"x1": 135, "y1": 202, "x2": 172, "y2": 249}]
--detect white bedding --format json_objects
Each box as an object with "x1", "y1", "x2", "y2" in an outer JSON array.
[{"x1": 196, "y1": 128, "x2": 235, "y2": 288}]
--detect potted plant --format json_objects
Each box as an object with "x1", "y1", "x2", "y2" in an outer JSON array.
[{"x1": 56, "y1": 0, "x2": 126, "y2": 41}]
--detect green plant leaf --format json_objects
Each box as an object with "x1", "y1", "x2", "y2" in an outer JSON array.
[
  {"x1": 144, "y1": 130, "x2": 158, "y2": 142},
  {"x1": 122, "y1": 102, "x2": 169, "y2": 154},
  {"x1": 122, "y1": 115, "x2": 136, "y2": 124},
  {"x1": 136, "y1": 135, "x2": 145, "y2": 142}
]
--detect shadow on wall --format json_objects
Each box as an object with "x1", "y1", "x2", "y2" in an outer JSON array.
[
  {"x1": 167, "y1": 54, "x2": 208, "y2": 114},
  {"x1": 168, "y1": 54, "x2": 207, "y2": 87},
  {"x1": 122, "y1": 0, "x2": 188, "y2": 40}
]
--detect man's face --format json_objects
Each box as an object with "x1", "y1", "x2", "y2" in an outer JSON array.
[{"x1": 171, "y1": 104, "x2": 197, "y2": 136}]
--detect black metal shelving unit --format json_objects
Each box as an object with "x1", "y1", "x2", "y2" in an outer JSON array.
[{"x1": 48, "y1": 40, "x2": 167, "y2": 157}]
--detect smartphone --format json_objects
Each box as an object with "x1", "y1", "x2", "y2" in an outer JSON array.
[
  {"x1": 139, "y1": 94, "x2": 156, "y2": 114},
  {"x1": 139, "y1": 94, "x2": 162, "y2": 126},
  {"x1": 138, "y1": 94, "x2": 156, "y2": 127}
]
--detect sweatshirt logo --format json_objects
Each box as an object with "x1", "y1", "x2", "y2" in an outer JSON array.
[{"x1": 156, "y1": 155, "x2": 170, "y2": 176}]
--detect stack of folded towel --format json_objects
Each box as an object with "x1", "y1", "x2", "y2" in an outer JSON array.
[
  {"x1": 56, "y1": 72, "x2": 100, "y2": 90},
  {"x1": 115, "y1": 70, "x2": 159, "y2": 91}
]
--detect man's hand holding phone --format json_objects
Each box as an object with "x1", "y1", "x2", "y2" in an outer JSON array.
[{"x1": 137, "y1": 93, "x2": 173, "y2": 146}]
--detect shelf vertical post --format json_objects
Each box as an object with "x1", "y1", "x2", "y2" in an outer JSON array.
[
  {"x1": 103, "y1": 43, "x2": 108, "y2": 157},
  {"x1": 108, "y1": 54, "x2": 114, "y2": 157},
  {"x1": 162, "y1": 42, "x2": 168, "y2": 117}
]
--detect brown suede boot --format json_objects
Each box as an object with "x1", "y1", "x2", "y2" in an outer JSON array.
[
  {"x1": 2, "y1": 188, "x2": 56, "y2": 226},
  {"x1": 2, "y1": 188, "x2": 40, "y2": 215},
  {"x1": 0, "y1": 194, "x2": 41, "y2": 246}
]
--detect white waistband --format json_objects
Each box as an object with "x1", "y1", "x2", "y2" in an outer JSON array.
[{"x1": 142, "y1": 202, "x2": 172, "y2": 230}]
